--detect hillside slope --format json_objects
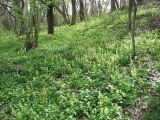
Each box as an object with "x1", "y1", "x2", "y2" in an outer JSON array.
[{"x1": 0, "y1": 6, "x2": 160, "y2": 120}]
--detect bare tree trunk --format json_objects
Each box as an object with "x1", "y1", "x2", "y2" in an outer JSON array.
[
  {"x1": 98, "y1": 0, "x2": 102, "y2": 15},
  {"x1": 131, "y1": 0, "x2": 137, "y2": 60},
  {"x1": 25, "y1": 31, "x2": 32, "y2": 51},
  {"x1": 79, "y1": 0, "x2": 85, "y2": 21},
  {"x1": 90, "y1": 0, "x2": 95, "y2": 16},
  {"x1": 95, "y1": 1, "x2": 99, "y2": 15},
  {"x1": 24, "y1": 0, "x2": 39, "y2": 50},
  {"x1": 128, "y1": 0, "x2": 132, "y2": 31},
  {"x1": 54, "y1": 5, "x2": 70, "y2": 24},
  {"x1": 120, "y1": 0, "x2": 126, "y2": 10},
  {"x1": 115, "y1": 0, "x2": 119, "y2": 9},
  {"x1": 111, "y1": 0, "x2": 116, "y2": 12},
  {"x1": 19, "y1": 0, "x2": 25, "y2": 35},
  {"x1": 32, "y1": 15, "x2": 38, "y2": 48},
  {"x1": 84, "y1": 0, "x2": 88, "y2": 16},
  {"x1": 137, "y1": 0, "x2": 143, "y2": 5},
  {"x1": 71, "y1": 0, "x2": 76, "y2": 25},
  {"x1": 64, "y1": 0, "x2": 70, "y2": 22},
  {"x1": 47, "y1": 4, "x2": 54, "y2": 34},
  {"x1": 62, "y1": 0, "x2": 70, "y2": 23}
]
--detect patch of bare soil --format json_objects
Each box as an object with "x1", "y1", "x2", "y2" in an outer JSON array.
[
  {"x1": 137, "y1": 13, "x2": 160, "y2": 33},
  {"x1": 131, "y1": 47, "x2": 160, "y2": 119},
  {"x1": 131, "y1": 69, "x2": 160, "y2": 120},
  {"x1": 149, "y1": 70, "x2": 160, "y2": 83}
]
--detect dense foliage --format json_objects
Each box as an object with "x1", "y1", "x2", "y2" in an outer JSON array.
[{"x1": 0, "y1": 3, "x2": 160, "y2": 120}]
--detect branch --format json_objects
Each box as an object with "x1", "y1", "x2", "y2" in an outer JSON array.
[
  {"x1": 54, "y1": 5, "x2": 70, "y2": 24},
  {"x1": 0, "y1": 2, "x2": 12, "y2": 9},
  {"x1": 5, "y1": 8, "x2": 16, "y2": 19},
  {"x1": 0, "y1": 3, "x2": 15, "y2": 18},
  {"x1": 54, "y1": 5, "x2": 63, "y2": 14},
  {"x1": 0, "y1": 13, "x2": 5, "y2": 16},
  {"x1": 39, "y1": 0, "x2": 47, "y2": 4},
  {"x1": 102, "y1": 0, "x2": 110, "y2": 4}
]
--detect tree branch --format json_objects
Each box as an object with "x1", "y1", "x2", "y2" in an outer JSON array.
[
  {"x1": 39, "y1": 0, "x2": 46, "y2": 4},
  {"x1": 0, "y1": 2, "x2": 12, "y2": 9}
]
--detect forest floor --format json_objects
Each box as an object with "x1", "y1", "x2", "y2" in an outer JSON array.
[{"x1": 0, "y1": 4, "x2": 160, "y2": 120}]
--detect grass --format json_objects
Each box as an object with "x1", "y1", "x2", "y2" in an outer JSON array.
[{"x1": 0, "y1": 7, "x2": 160, "y2": 120}]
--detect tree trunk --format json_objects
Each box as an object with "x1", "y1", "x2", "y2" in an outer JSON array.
[
  {"x1": 131, "y1": 0, "x2": 137, "y2": 60},
  {"x1": 120, "y1": 0, "x2": 126, "y2": 10},
  {"x1": 137, "y1": 0, "x2": 143, "y2": 5},
  {"x1": 98, "y1": 0, "x2": 102, "y2": 15},
  {"x1": 71, "y1": 0, "x2": 76, "y2": 25},
  {"x1": 62, "y1": 0, "x2": 70, "y2": 23},
  {"x1": 32, "y1": 15, "x2": 38, "y2": 48},
  {"x1": 25, "y1": 15, "x2": 39, "y2": 50},
  {"x1": 115, "y1": 0, "x2": 119, "y2": 9},
  {"x1": 128, "y1": 0, "x2": 132, "y2": 31},
  {"x1": 79, "y1": 0, "x2": 85, "y2": 21},
  {"x1": 25, "y1": 30, "x2": 32, "y2": 51},
  {"x1": 54, "y1": 5, "x2": 70, "y2": 24},
  {"x1": 90, "y1": 0, "x2": 95, "y2": 16},
  {"x1": 94, "y1": 1, "x2": 98, "y2": 15},
  {"x1": 84, "y1": 0, "x2": 88, "y2": 16},
  {"x1": 47, "y1": 4, "x2": 54, "y2": 34},
  {"x1": 19, "y1": 0, "x2": 25, "y2": 35},
  {"x1": 111, "y1": 0, "x2": 116, "y2": 12}
]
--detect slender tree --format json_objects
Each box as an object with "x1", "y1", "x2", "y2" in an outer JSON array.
[
  {"x1": 25, "y1": 0, "x2": 44, "y2": 50},
  {"x1": 84, "y1": 0, "x2": 89, "y2": 16},
  {"x1": 71, "y1": 0, "x2": 76, "y2": 25},
  {"x1": 79, "y1": 0, "x2": 85, "y2": 21},
  {"x1": 61, "y1": 0, "x2": 70, "y2": 23},
  {"x1": 115, "y1": 0, "x2": 119, "y2": 9},
  {"x1": 128, "y1": 0, "x2": 137, "y2": 59},
  {"x1": 111, "y1": 0, "x2": 116, "y2": 12},
  {"x1": 120, "y1": 0, "x2": 126, "y2": 10},
  {"x1": 98, "y1": 0, "x2": 102, "y2": 15},
  {"x1": 131, "y1": 0, "x2": 137, "y2": 60},
  {"x1": 54, "y1": 1, "x2": 70, "y2": 24},
  {"x1": 128, "y1": 0, "x2": 132, "y2": 30},
  {"x1": 47, "y1": 4, "x2": 54, "y2": 34},
  {"x1": 111, "y1": 0, "x2": 119, "y2": 13},
  {"x1": 90, "y1": 0, "x2": 95, "y2": 16},
  {"x1": 19, "y1": 0, "x2": 25, "y2": 35},
  {"x1": 137, "y1": 0, "x2": 143, "y2": 5},
  {"x1": 40, "y1": 0, "x2": 56, "y2": 34}
]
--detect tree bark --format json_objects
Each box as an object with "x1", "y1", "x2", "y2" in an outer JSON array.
[
  {"x1": 62, "y1": 0, "x2": 70, "y2": 23},
  {"x1": 84, "y1": 0, "x2": 88, "y2": 16},
  {"x1": 128, "y1": 0, "x2": 132, "y2": 31},
  {"x1": 98, "y1": 0, "x2": 102, "y2": 15},
  {"x1": 90, "y1": 0, "x2": 95, "y2": 16},
  {"x1": 19, "y1": 0, "x2": 25, "y2": 35},
  {"x1": 131, "y1": 0, "x2": 137, "y2": 60},
  {"x1": 79, "y1": 0, "x2": 85, "y2": 21},
  {"x1": 120, "y1": 0, "x2": 126, "y2": 10},
  {"x1": 111, "y1": 0, "x2": 116, "y2": 12},
  {"x1": 115, "y1": 0, "x2": 119, "y2": 9},
  {"x1": 71, "y1": 0, "x2": 76, "y2": 25},
  {"x1": 54, "y1": 5, "x2": 70, "y2": 24},
  {"x1": 47, "y1": 4, "x2": 54, "y2": 34},
  {"x1": 32, "y1": 15, "x2": 38, "y2": 48},
  {"x1": 137, "y1": 0, "x2": 143, "y2": 5}
]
